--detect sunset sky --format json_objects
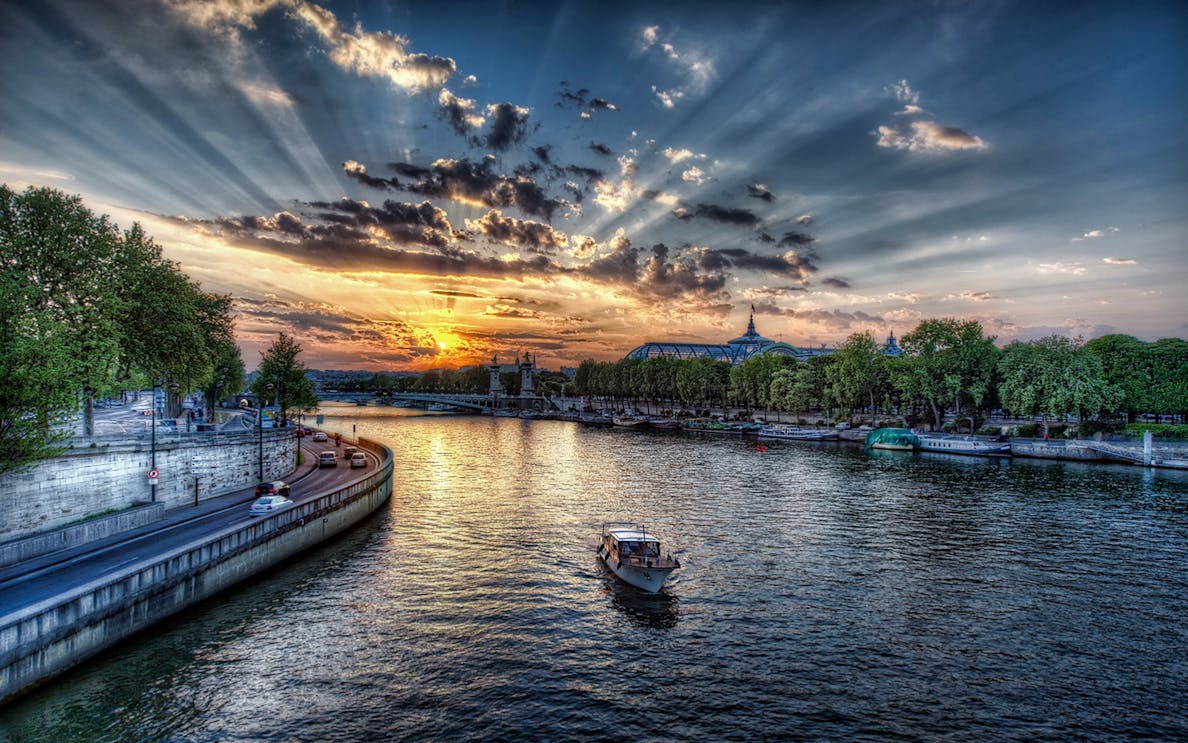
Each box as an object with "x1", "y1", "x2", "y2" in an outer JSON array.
[{"x1": 1, "y1": 0, "x2": 1185, "y2": 371}]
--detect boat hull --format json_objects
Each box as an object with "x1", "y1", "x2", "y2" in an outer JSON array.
[
  {"x1": 917, "y1": 436, "x2": 1010, "y2": 456},
  {"x1": 597, "y1": 546, "x2": 676, "y2": 592}
]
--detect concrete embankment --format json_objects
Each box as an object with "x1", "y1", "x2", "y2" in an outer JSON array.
[{"x1": 0, "y1": 438, "x2": 394, "y2": 704}]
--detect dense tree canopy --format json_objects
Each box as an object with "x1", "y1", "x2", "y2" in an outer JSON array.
[
  {"x1": 0, "y1": 185, "x2": 241, "y2": 473},
  {"x1": 998, "y1": 336, "x2": 1121, "y2": 432}
]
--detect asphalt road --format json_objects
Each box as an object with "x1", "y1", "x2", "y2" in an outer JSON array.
[{"x1": 0, "y1": 438, "x2": 379, "y2": 619}]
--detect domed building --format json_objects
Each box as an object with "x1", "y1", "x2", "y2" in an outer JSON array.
[{"x1": 624, "y1": 309, "x2": 822, "y2": 365}]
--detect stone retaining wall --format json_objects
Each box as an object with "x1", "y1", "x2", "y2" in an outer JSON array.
[
  {"x1": 0, "y1": 503, "x2": 166, "y2": 569},
  {"x1": 0, "y1": 438, "x2": 393, "y2": 704},
  {"x1": 0, "y1": 430, "x2": 297, "y2": 543}
]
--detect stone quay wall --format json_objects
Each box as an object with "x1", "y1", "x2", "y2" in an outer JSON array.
[
  {"x1": 0, "y1": 429, "x2": 298, "y2": 543},
  {"x1": 0, "y1": 438, "x2": 393, "y2": 704}
]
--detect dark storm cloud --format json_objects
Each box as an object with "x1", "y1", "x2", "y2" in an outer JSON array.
[
  {"x1": 698, "y1": 248, "x2": 818, "y2": 279},
  {"x1": 438, "y1": 89, "x2": 482, "y2": 136},
  {"x1": 779, "y1": 231, "x2": 816, "y2": 247},
  {"x1": 589, "y1": 142, "x2": 614, "y2": 157},
  {"x1": 821, "y1": 277, "x2": 851, "y2": 289},
  {"x1": 673, "y1": 203, "x2": 761, "y2": 227},
  {"x1": 747, "y1": 184, "x2": 774, "y2": 202},
  {"x1": 579, "y1": 238, "x2": 639, "y2": 285},
  {"x1": 532, "y1": 145, "x2": 552, "y2": 164},
  {"x1": 565, "y1": 165, "x2": 604, "y2": 182},
  {"x1": 342, "y1": 161, "x2": 399, "y2": 191},
  {"x1": 391, "y1": 162, "x2": 432, "y2": 178},
  {"x1": 394, "y1": 156, "x2": 566, "y2": 221},
  {"x1": 484, "y1": 103, "x2": 531, "y2": 150},
  {"x1": 556, "y1": 83, "x2": 618, "y2": 118},
  {"x1": 643, "y1": 243, "x2": 729, "y2": 299}
]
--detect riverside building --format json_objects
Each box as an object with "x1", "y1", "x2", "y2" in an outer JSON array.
[{"x1": 624, "y1": 309, "x2": 902, "y2": 365}]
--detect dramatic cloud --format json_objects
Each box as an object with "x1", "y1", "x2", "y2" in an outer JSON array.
[
  {"x1": 681, "y1": 166, "x2": 706, "y2": 185},
  {"x1": 589, "y1": 142, "x2": 614, "y2": 157},
  {"x1": 696, "y1": 247, "x2": 819, "y2": 281},
  {"x1": 875, "y1": 80, "x2": 987, "y2": 153},
  {"x1": 779, "y1": 231, "x2": 815, "y2": 247},
  {"x1": 876, "y1": 121, "x2": 987, "y2": 152},
  {"x1": 747, "y1": 183, "x2": 773, "y2": 202},
  {"x1": 465, "y1": 210, "x2": 569, "y2": 254},
  {"x1": 342, "y1": 160, "x2": 399, "y2": 190},
  {"x1": 483, "y1": 103, "x2": 531, "y2": 150},
  {"x1": 821, "y1": 277, "x2": 850, "y2": 289},
  {"x1": 795, "y1": 214, "x2": 813, "y2": 225},
  {"x1": 662, "y1": 147, "x2": 697, "y2": 164},
  {"x1": 1103, "y1": 257, "x2": 1137, "y2": 265},
  {"x1": 438, "y1": 88, "x2": 484, "y2": 134},
  {"x1": 290, "y1": 2, "x2": 456, "y2": 91},
  {"x1": 556, "y1": 83, "x2": 619, "y2": 119},
  {"x1": 395, "y1": 156, "x2": 567, "y2": 221},
  {"x1": 673, "y1": 203, "x2": 761, "y2": 227}
]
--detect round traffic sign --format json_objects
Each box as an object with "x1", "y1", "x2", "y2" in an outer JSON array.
[{"x1": 148, "y1": 468, "x2": 159, "y2": 479}]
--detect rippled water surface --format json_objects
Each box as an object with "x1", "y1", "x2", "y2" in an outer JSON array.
[{"x1": 3, "y1": 407, "x2": 1187, "y2": 741}]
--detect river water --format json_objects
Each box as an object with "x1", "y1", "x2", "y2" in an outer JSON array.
[{"x1": 3, "y1": 406, "x2": 1187, "y2": 741}]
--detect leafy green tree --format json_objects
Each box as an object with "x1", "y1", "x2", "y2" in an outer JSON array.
[
  {"x1": 0, "y1": 271, "x2": 77, "y2": 474},
  {"x1": 828, "y1": 332, "x2": 883, "y2": 414},
  {"x1": 998, "y1": 336, "x2": 1121, "y2": 435},
  {"x1": 1085, "y1": 334, "x2": 1150, "y2": 420},
  {"x1": 895, "y1": 318, "x2": 999, "y2": 430},
  {"x1": 1148, "y1": 338, "x2": 1188, "y2": 419},
  {"x1": 0, "y1": 185, "x2": 127, "y2": 437},
  {"x1": 252, "y1": 333, "x2": 318, "y2": 426}
]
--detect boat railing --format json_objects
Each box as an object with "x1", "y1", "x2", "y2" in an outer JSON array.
[{"x1": 619, "y1": 553, "x2": 680, "y2": 569}]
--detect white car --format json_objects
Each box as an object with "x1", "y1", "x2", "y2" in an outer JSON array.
[
  {"x1": 249, "y1": 495, "x2": 293, "y2": 516},
  {"x1": 312, "y1": 431, "x2": 328, "y2": 442},
  {"x1": 350, "y1": 452, "x2": 367, "y2": 468}
]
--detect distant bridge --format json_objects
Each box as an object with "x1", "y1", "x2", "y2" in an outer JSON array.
[{"x1": 317, "y1": 391, "x2": 562, "y2": 413}]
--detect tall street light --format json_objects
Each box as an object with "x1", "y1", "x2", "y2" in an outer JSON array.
[
  {"x1": 150, "y1": 378, "x2": 159, "y2": 503},
  {"x1": 258, "y1": 382, "x2": 273, "y2": 481}
]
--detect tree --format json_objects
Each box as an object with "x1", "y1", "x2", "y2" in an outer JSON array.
[
  {"x1": 895, "y1": 318, "x2": 999, "y2": 430},
  {"x1": 252, "y1": 333, "x2": 318, "y2": 426},
  {"x1": 1085, "y1": 334, "x2": 1151, "y2": 420},
  {"x1": 829, "y1": 332, "x2": 882, "y2": 414},
  {"x1": 998, "y1": 336, "x2": 1121, "y2": 434},
  {"x1": 0, "y1": 271, "x2": 77, "y2": 475}
]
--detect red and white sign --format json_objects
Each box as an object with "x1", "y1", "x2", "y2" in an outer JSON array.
[{"x1": 148, "y1": 468, "x2": 159, "y2": 484}]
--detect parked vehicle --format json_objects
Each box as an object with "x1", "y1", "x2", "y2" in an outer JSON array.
[
  {"x1": 350, "y1": 452, "x2": 367, "y2": 468},
  {"x1": 319, "y1": 451, "x2": 338, "y2": 468}
]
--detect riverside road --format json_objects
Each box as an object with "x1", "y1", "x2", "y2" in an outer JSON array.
[{"x1": 0, "y1": 438, "x2": 379, "y2": 618}]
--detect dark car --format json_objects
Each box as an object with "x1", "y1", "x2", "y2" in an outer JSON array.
[{"x1": 255, "y1": 480, "x2": 291, "y2": 498}]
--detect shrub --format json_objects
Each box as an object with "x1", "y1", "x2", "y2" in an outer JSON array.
[{"x1": 1014, "y1": 423, "x2": 1039, "y2": 438}]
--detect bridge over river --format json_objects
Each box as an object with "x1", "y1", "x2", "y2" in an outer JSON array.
[{"x1": 316, "y1": 391, "x2": 574, "y2": 413}]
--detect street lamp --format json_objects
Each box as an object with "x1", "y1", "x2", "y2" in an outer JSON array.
[
  {"x1": 258, "y1": 382, "x2": 273, "y2": 481},
  {"x1": 150, "y1": 378, "x2": 159, "y2": 503}
]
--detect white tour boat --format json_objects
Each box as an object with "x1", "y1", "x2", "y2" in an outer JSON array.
[
  {"x1": 597, "y1": 522, "x2": 681, "y2": 593},
  {"x1": 916, "y1": 433, "x2": 1010, "y2": 456}
]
